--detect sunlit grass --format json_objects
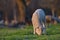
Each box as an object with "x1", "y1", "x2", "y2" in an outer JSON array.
[{"x1": 0, "y1": 24, "x2": 60, "y2": 40}]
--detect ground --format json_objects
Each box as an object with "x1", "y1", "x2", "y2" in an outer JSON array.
[{"x1": 0, "y1": 24, "x2": 60, "y2": 40}]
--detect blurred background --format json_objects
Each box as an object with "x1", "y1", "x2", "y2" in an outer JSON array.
[{"x1": 0, "y1": 0, "x2": 60, "y2": 27}]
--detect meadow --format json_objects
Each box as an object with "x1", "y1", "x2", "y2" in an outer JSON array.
[{"x1": 0, "y1": 24, "x2": 60, "y2": 40}]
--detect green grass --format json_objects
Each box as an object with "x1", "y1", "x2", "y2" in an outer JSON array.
[{"x1": 0, "y1": 24, "x2": 60, "y2": 40}]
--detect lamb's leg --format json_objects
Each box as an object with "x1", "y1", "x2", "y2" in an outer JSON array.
[
  {"x1": 42, "y1": 23, "x2": 46, "y2": 35},
  {"x1": 33, "y1": 27, "x2": 36, "y2": 34}
]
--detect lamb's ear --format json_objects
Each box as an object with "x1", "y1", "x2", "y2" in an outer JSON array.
[
  {"x1": 36, "y1": 26, "x2": 42, "y2": 29},
  {"x1": 36, "y1": 27, "x2": 39, "y2": 29}
]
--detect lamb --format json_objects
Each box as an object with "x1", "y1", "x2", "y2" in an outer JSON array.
[{"x1": 32, "y1": 9, "x2": 46, "y2": 35}]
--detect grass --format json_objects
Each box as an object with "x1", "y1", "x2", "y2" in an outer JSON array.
[{"x1": 0, "y1": 24, "x2": 60, "y2": 40}]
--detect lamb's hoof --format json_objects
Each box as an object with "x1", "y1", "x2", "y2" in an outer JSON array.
[{"x1": 33, "y1": 32, "x2": 36, "y2": 35}]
